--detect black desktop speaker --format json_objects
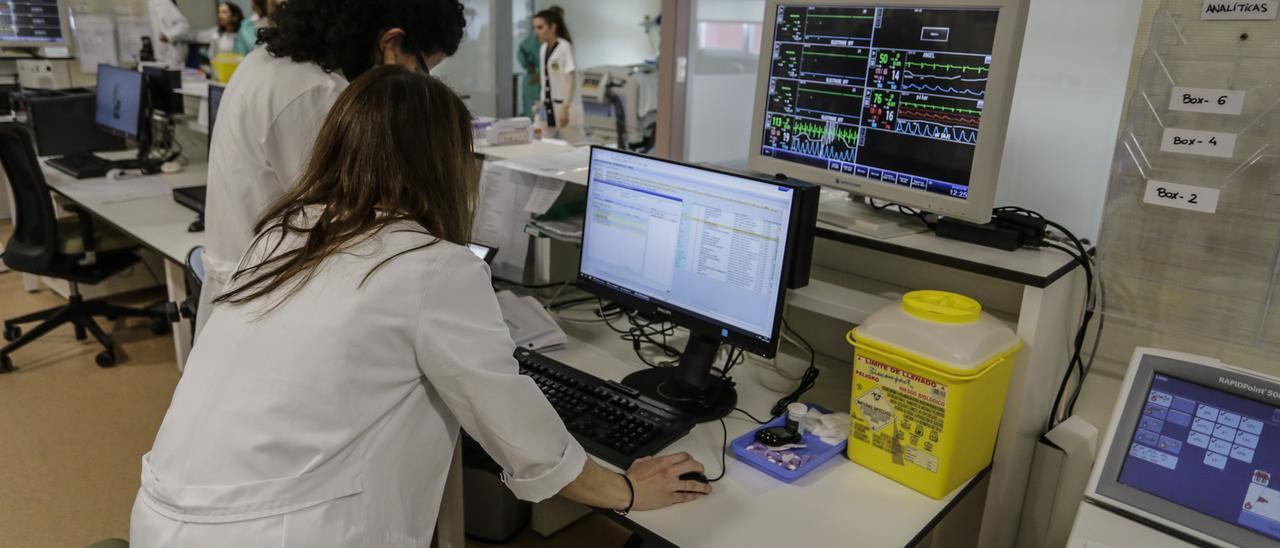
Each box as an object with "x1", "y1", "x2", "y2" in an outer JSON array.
[
  {"x1": 17, "y1": 89, "x2": 127, "y2": 157},
  {"x1": 786, "y1": 180, "x2": 819, "y2": 290}
]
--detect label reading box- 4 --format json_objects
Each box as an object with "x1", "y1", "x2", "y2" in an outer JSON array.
[
  {"x1": 1170, "y1": 87, "x2": 1246, "y2": 115},
  {"x1": 1144, "y1": 180, "x2": 1220, "y2": 214},
  {"x1": 1161, "y1": 128, "x2": 1237, "y2": 159}
]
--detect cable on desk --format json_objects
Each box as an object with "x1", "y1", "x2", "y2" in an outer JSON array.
[
  {"x1": 769, "y1": 318, "x2": 820, "y2": 418},
  {"x1": 709, "y1": 418, "x2": 729, "y2": 482},
  {"x1": 733, "y1": 407, "x2": 770, "y2": 425}
]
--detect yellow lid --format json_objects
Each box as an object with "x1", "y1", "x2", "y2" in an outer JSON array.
[{"x1": 901, "y1": 290, "x2": 982, "y2": 324}]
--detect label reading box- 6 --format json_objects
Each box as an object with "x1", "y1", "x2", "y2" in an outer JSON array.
[
  {"x1": 1170, "y1": 87, "x2": 1246, "y2": 115},
  {"x1": 1161, "y1": 128, "x2": 1237, "y2": 159}
]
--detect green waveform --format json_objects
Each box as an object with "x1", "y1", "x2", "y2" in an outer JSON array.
[
  {"x1": 900, "y1": 101, "x2": 982, "y2": 116},
  {"x1": 904, "y1": 61, "x2": 989, "y2": 74},
  {"x1": 804, "y1": 51, "x2": 868, "y2": 60},
  {"x1": 800, "y1": 88, "x2": 861, "y2": 99},
  {"x1": 771, "y1": 116, "x2": 858, "y2": 142}
]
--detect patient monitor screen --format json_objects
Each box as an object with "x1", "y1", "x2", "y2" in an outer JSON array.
[
  {"x1": 1119, "y1": 373, "x2": 1280, "y2": 540},
  {"x1": 758, "y1": 4, "x2": 1000, "y2": 199}
]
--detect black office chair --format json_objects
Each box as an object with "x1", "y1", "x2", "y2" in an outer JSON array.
[{"x1": 0, "y1": 123, "x2": 168, "y2": 372}]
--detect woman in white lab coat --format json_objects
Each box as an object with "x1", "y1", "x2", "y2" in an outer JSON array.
[
  {"x1": 534, "y1": 7, "x2": 586, "y2": 142},
  {"x1": 195, "y1": 2, "x2": 252, "y2": 58},
  {"x1": 197, "y1": 0, "x2": 469, "y2": 336},
  {"x1": 131, "y1": 66, "x2": 710, "y2": 546},
  {"x1": 147, "y1": 0, "x2": 190, "y2": 69}
]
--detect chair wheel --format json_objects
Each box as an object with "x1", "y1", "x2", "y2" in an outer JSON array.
[
  {"x1": 0, "y1": 355, "x2": 12, "y2": 373},
  {"x1": 95, "y1": 350, "x2": 117, "y2": 368},
  {"x1": 151, "y1": 318, "x2": 172, "y2": 336},
  {"x1": 3, "y1": 325, "x2": 19, "y2": 342}
]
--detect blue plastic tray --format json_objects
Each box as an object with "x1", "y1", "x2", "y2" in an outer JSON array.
[{"x1": 730, "y1": 404, "x2": 848, "y2": 483}]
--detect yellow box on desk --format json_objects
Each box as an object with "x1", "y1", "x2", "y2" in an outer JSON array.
[{"x1": 846, "y1": 291, "x2": 1022, "y2": 499}]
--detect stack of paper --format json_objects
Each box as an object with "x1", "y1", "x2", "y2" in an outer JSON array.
[{"x1": 496, "y1": 290, "x2": 567, "y2": 352}]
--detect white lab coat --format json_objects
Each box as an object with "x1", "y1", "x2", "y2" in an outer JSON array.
[
  {"x1": 131, "y1": 213, "x2": 588, "y2": 546},
  {"x1": 538, "y1": 38, "x2": 586, "y2": 142},
  {"x1": 197, "y1": 48, "x2": 348, "y2": 335},
  {"x1": 195, "y1": 27, "x2": 237, "y2": 58},
  {"x1": 148, "y1": 0, "x2": 190, "y2": 69}
]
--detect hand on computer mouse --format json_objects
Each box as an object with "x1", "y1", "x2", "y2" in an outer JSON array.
[{"x1": 625, "y1": 452, "x2": 712, "y2": 510}]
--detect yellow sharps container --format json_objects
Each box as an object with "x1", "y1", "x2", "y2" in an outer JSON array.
[{"x1": 847, "y1": 290, "x2": 1022, "y2": 499}]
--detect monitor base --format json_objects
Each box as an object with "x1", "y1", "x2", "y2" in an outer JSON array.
[
  {"x1": 622, "y1": 368, "x2": 737, "y2": 423},
  {"x1": 818, "y1": 190, "x2": 930, "y2": 239}
]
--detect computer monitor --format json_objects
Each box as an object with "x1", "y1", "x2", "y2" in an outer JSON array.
[
  {"x1": 748, "y1": 1, "x2": 1028, "y2": 235},
  {"x1": 143, "y1": 66, "x2": 184, "y2": 116},
  {"x1": 0, "y1": 0, "x2": 71, "y2": 49},
  {"x1": 577, "y1": 147, "x2": 814, "y2": 421},
  {"x1": 94, "y1": 64, "x2": 145, "y2": 139},
  {"x1": 1086, "y1": 349, "x2": 1280, "y2": 546}
]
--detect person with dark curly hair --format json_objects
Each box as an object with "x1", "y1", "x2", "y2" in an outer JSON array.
[{"x1": 197, "y1": 0, "x2": 468, "y2": 334}]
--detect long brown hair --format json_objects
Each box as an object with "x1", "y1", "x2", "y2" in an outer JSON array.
[
  {"x1": 534, "y1": 6, "x2": 572, "y2": 43},
  {"x1": 216, "y1": 65, "x2": 476, "y2": 310}
]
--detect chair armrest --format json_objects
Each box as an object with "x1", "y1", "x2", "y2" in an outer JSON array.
[{"x1": 64, "y1": 203, "x2": 98, "y2": 265}]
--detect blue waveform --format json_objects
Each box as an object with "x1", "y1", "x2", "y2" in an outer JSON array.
[
  {"x1": 901, "y1": 82, "x2": 985, "y2": 96},
  {"x1": 783, "y1": 137, "x2": 856, "y2": 162},
  {"x1": 895, "y1": 120, "x2": 978, "y2": 144}
]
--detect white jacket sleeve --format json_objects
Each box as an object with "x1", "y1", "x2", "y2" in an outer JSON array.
[
  {"x1": 262, "y1": 85, "x2": 343, "y2": 190},
  {"x1": 414, "y1": 248, "x2": 587, "y2": 502}
]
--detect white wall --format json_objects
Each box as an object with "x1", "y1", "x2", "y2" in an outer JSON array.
[
  {"x1": 533, "y1": 0, "x2": 659, "y2": 70},
  {"x1": 994, "y1": 0, "x2": 1144, "y2": 243},
  {"x1": 434, "y1": 0, "x2": 499, "y2": 117}
]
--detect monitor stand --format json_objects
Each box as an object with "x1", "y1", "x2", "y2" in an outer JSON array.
[
  {"x1": 621, "y1": 332, "x2": 737, "y2": 423},
  {"x1": 818, "y1": 190, "x2": 931, "y2": 239}
]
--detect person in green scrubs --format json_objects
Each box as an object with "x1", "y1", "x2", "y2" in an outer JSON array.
[{"x1": 517, "y1": 28, "x2": 540, "y2": 118}]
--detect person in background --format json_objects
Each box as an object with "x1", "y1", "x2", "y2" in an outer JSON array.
[
  {"x1": 196, "y1": 0, "x2": 468, "y2": 334},
  {"x1": 147, "y1": 0, "x2": 190, "y2": 69},
  {"x1": 237, "y1": 0, "x2": 272, "y2": 51},
  {"x1": 517, "y1": 25, "x2": 540, "y2": 119},
  {"x1": 533, "y1": 6, "x2": 585, "y2": 142},
  {"x1": 197, "y1": 2, "x2": 252, "y2": 58},
  {"x1": 130, "y1": 65, "x2": 709, "y2": 545}
]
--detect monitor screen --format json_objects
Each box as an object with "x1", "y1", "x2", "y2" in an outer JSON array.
[
  {"x1": 757, "y1": 4, "x2": 1000, "y2": 201},
  {"x1": 95, "y1": 65, "x2": 143, "y2": 138},
  {"x1": 0, "y1": 1, "x2": 66, "y2": 44},
  {"x1": 143, "y1": 66, "x2": 183, "y2": 115},
  {"x1": 579, "y1": 148, "x2": 795, "y2": 345},
  {"x1": 1118, "y1": 373, "x2": 1280, "y2": 540}
]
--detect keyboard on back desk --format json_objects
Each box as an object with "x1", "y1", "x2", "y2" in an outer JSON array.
[{"x1": 516, "y1": 347, "x2": 694, "y2": 469}]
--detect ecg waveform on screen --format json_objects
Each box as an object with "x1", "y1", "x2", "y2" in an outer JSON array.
[{"x1": 761, "y1": 5, "x2": 998, "y2": 190}]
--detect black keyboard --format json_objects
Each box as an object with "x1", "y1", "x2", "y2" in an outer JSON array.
[
  {"x1": 516, "y1": 348, "x2": 694, "y2": 469},
  {"x1": 46, "y1": 153, "x2": 113, "y2": 179},
  {"x1": 46, "y1": 154, "x2": 141, "y2": 179}
]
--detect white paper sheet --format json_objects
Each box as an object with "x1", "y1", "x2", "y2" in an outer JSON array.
[
  {"x1": 502, "y1": 147, "x2": 590, "y2": 179},
  {"x1": 57, "y1": 178, "x2": 175, "y2": 205},
  {"x1": 523, "y1": 177, "x2": 566, "y2": 215},
  {"x1": 496, "y1": 290, "x2": 567, "y2": 351},
  {"x1": 116, "y1": 17, "x2": 153, "y2": 65},
  {"x1": 472, "y1": 162, "x2": 536, "y2": 281},
  {"x1": 74, "y1": 16, "x2": 118, "y2": 74}
]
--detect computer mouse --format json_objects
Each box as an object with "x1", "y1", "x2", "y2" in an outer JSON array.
[
  {"x1": 161, "y1": 161, "x2": 184, "y2": 174},
  {"x1": 679, "y1": 472, "x2": 709, "y2": 485}
]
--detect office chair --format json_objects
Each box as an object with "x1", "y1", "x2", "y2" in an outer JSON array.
[{"x1": 0, "y1": 123, "x2": 169, "y2": 373}]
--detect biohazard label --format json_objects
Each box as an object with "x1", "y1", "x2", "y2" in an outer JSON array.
[
  {"x1": 851, "y1": 353, "x2": 949, "y2": 474},
  {"x1": 856, "y1": 386, "x2": 895, "y2": 431}
]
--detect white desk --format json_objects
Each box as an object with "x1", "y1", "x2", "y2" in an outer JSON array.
[
  {"x1": 543, "y1": 317, "x2": 975, "y2": 548},
  {"x1": 40, "y1": 156, "x2": 207, "y2": 369}
]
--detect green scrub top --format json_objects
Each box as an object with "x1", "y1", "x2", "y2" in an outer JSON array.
[{"x1": 517, "y1": 32, "x2": 541, "y2": 119}]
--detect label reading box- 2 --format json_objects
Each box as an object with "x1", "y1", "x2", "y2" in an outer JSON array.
[
  {"x1": 1144, "y1": 180, "x2": 1221, "y2": 214},
  {"x1": 1202, "y1": 0, "x2": 1278, "y2": 20},
  {"x1": 1170, "y1": 87, "x2": 1246, "y2": 115},
  {"x1": 1160, "y1": 127, "x2": 1237, "y2": 159}
]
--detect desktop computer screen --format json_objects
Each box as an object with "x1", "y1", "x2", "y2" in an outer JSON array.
[
  {"x1": 578, "y1": 147, "x2": 811, "y2": 420},
  {"x1": 95, "y1": 64, "x2": 144, "y2": 139},
  {"x1": 748, "y1": 1, "x2": 1028, "y2": 226},
  {"x1": 143, "y1": 66, "x2": 184, "y2": 116}
]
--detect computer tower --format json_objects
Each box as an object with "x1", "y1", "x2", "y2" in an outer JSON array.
[{"x1": 16, "y1": 88, "x2": 127, "y2": 157}]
